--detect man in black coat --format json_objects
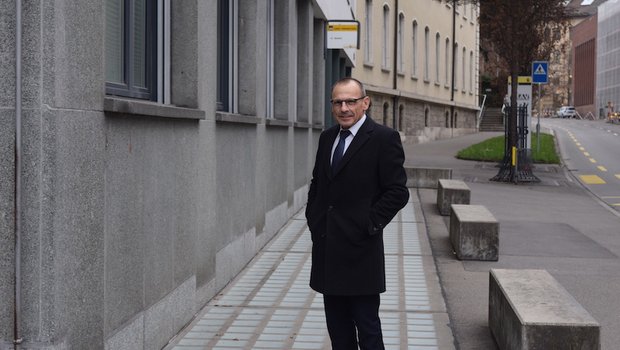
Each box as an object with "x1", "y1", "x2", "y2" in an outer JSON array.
[{"x1": 306, "y1": 77, "x2": 409, "y2": 349}]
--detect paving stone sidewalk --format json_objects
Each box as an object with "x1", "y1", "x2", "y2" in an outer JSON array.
[{"x1": 165, "y1": 190, "x2": 455, "y2": 350}]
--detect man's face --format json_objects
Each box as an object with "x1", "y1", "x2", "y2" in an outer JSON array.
[{"x1": 331, "y1": 81, "x2": 370, "y2": 129}]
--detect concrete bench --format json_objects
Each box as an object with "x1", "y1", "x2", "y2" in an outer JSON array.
[
  {"x1": 449, "y1": 204, "x2": 498, "y2": 261},
  {"x1": 489, "y1": 269, "x2": 600, "y2": 350},
  {"x1": 404, "y1": 166, "x2": 452, "y2": 188},
  {"x1": 437, "y1": 179, "x2": 471, "y2": 216}
]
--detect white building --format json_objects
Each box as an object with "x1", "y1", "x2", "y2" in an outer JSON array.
[{"x1": 353, "y1": 0, "x2": 480, "y2": 143}]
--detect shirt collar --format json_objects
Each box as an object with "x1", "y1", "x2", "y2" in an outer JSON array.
[{"x1": 340, "y1": 114, "x2": 366, "y2": 137}]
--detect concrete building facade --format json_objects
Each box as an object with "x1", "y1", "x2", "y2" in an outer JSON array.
[
  {"x1": 597, "y1": 0, "x2": 620, "y2": 117},
  {"x1": 352, "y1": 0, "x2": 480, "y2": 144},
  {"x1": 0, "y1": 0, "x2": 353, "y2": 349}
]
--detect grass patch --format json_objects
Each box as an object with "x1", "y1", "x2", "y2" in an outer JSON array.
[{"x1": 456, "y1": 133, "x2": 560, "y2": 164}]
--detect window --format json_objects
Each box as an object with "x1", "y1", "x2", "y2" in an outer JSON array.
[
  {"x1": 435, "y1": 33, "x2": 440, "y2": 83},
  {"x1": 217, "y1": 0, "x2": 238, "y2": 112},
  {"x1": 470, "y1": 50, "x2": 474, "y2": 93},
  {"x1": 397, "y1": 13, "x2": 405, "y2": 73},
  {"x1": 424, "y1": 107, "x2": 429, "y2": 127},
  {"x1": 412, "y1": 21, "x2": 418, "y2": 77},
  {"x1": 383, "y1": 102, "x2": 390, "y2": 126},
  {"x1": 462, "y1": 47, "x2": 467, "y2": 91},
  {"x1": 424, "y1": 27, "x2": 429, "y2": 81},
  {"x1": 365, "y1": 0, "x2": 373, "y2": 63},
  {"x1": 105, "y1": 0, "x2": 158, "y2": 100},
  {"x1": 454, "y1": 43, "x2": 458, "y2": 90},
  {"x1": 445, "y1": 38, "x2": 450, "y2": 86},
  {"x1": 382, "y1": 5, "x2": 390, "y2": 69},
  {"x1": 266, "y1": 0, "x2": 274, "y2": 117}
]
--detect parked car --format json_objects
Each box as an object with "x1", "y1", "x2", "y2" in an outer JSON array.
[{"x1": 557, "y1": 106, "x2": 576, "y2": 118}]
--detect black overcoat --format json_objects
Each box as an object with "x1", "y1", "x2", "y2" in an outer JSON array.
[{"x1": 306, "y1": 117, "x2": 409, "y2": 295}]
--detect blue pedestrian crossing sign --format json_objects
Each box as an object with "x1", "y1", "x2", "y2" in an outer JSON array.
[{"x1": 532, "y1": 61, "x2": 548, "y2": 84}]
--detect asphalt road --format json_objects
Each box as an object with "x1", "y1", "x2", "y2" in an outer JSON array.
[
  {"x1": 406, "y1": 130, "x2": 620, "y2": 350},
  {"x1": 542, "y1": 118, "x2": 620, "y2": 211}
]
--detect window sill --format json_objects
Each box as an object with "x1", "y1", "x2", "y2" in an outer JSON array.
[
  {"x1": 397, "y1": 71, "x2": 406, "y2": 77},
  {"x1": 381, "y1": 66, "x2": 391, "y2": 73},
  {"x1": 104, "y1": 97, "x2": 205, "y2": 120},
  {"x1": 411, "y1": 75, "x2": 418, "y2": 81},
  {"x1": 294, "y1": 121, "x2": 312, "y2": 129},
  {"x1": 435, "y1": 81, "x2": 441, "y2": 86},
  {"x1": 215, "y1": 112, "x2": 262, "y2": 125},
  {"x1": 364, "y1": 61, "x2": 374, "y2": 68},
  {"x1": 423, "y1": 79, "x2": 431, "y2": 84},
  {"x1": 266, "y1": 118, "x2": 293, "y2": 128}
]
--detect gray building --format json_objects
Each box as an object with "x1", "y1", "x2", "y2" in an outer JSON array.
[
  {"x1": 597, "y1": 0, "x2": 620, "y2": 115},
  {"x1": 0, "y1": 0, "x2": 354, "y2": 349}
]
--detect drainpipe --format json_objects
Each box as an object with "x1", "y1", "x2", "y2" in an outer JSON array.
[
  {"x1": 392, "y1": 0, "x2": 399, "y2": 130},
  {"x1": 14, "y1": 0, "x2": 23, "y2": 348},
  {"x1": 450, "y1": 0, "x2": 456, "y2": 137}
]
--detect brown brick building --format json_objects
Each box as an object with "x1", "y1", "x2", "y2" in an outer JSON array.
[{"x1": 571, "y1": 14, "x2": 598, "y2": 118}]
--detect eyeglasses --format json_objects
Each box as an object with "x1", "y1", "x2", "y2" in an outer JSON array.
[{"x1": 330, "y1": 96, "x2": 366, "y2": 108}]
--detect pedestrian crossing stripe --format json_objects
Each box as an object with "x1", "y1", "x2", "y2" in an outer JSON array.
[
  {"x1": 616, "y1": 174, "x2": 620, "y2": 180},
  {"x1": 597, "y1": 166, "x2": 607, "y2": 172},
  {"x1": 584, "y1": 152, "x2": 590, "y2": 156},
  {"x1": 534, "y1": 64, "x2": 546, "y2": 75},
  {"x1": 580, "y1": 175, "x2": 606, "y2": 184},
  {"x1": 589, "y1": 158, "x2": 597, "y2": 163}
]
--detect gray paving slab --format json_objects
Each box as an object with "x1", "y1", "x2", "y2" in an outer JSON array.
[{"x1": 165, "y1": 196, "x2": 456, "y2": 350}]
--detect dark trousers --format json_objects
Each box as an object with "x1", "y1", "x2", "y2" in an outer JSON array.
[{"x1": 323, "y1": 294, "x2": 384, "y2": 350}]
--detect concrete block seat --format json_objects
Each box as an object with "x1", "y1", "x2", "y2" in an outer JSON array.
[
  {"x1": 437, "y1": 179, "x2": 471, "y2": 215},
  {"x1": 404, "y1": 166, "x2": 452, "y2": 189},
  {"x1": 489, "y1": 269, "x2": 600, "y2": 350},
  {"x1": 449, "y1": 204, "x2": 498, "y2": 261}
]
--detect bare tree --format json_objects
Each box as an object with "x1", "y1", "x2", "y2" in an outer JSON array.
[{"x1": 475, "y1": 0, "x2": 572, "y2": 182}]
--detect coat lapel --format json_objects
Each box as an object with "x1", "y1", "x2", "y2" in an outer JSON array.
[
  {"x1": 331, "y1": 117, "x2": 375, "y2": 177},
  {"x1": 324, "y1": 127, "x2": 340, "y2": 180}
]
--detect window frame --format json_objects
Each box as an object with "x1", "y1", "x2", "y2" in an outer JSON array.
[
  {"x1": 412, "y1": 20, "x2": 418, "y2": 78},
  {"x1": 217, "y1": 0, "x2": 238, "y2": 113},
  {"x1": 424, "y1": 26, "x2": 430, "y2": 82},
  {"x1": 435, "y1": 32, "x2": 440, "y2": 84},
  {"x1": 364, "y1": 0, "x2": 373, "y2": 64},
  {"x1": 382, "y1": 4, "x2": 390, "y2": 70},
  {"x1": 105, "y1": 0, "x2": 158, "y2": 101},
  {"x1": 397, "y1": 13, "x2": 405, "y2": 74}
]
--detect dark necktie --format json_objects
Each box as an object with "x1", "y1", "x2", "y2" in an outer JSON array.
[{"x1": 332, "y1": 130, "x2": 351, "y2": 173}]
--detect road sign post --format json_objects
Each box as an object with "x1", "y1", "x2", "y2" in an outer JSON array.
[{"x1": 532, "y1": 61, "x2": 549, "y2": 155}]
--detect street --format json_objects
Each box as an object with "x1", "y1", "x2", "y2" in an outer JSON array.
[
  {"x1": 542, "y1": 118, "x2": 620, "y2": 211},
  {"x1": 406, "y1": 131, "x2": 620, "y2": 350}
]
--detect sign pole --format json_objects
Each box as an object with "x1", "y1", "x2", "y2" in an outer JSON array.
[
  {"x1": 532, "y1": 61, "x2": 548, "y2": 156},
  {"x1": 537, "y1": 83, "x2": 541, "y2": 155}
]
